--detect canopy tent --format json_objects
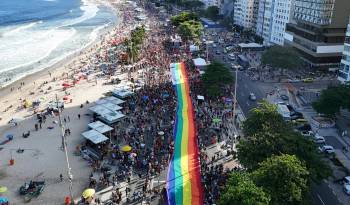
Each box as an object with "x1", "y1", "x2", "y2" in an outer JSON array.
[
  {"x1": 193, "y1": 58, "x2": 207, "y2": 67},
  {"x1": 238, "y1": 43, "x2": 264, "y2": 51},
  {"x1": 189, "y1": 45, "x2": 199, "y2": 52},
  {"x1": 89, "y1": 105, "x2": 112, "y2": 116},
  {"x1": 81, "y1": 130, "x2": 108, "y2": 144},
  {"x1": 197, "y1": 95, "x2": 204, "y2": 100},
  {"x1": 112, "y1": 88, "x2": 134, "y2": 99},
  {"x1": 101, "y1": 102, "x2": 123, "y2": 111},
  {"x1": 47, "y1": 100, "x2": 64, "y2": 109},
  {"x1": 88, "y1": 121, "x2": 113, "y2": 134},
  {"x1": 99, "y1": 111, "x2": 125, "y2": 124},
  {"x1": 89, "y1": 104, "x2": 125, "y2": 124},
  {"x1": 95, "y1": 96, "x2": 125, "y2": 105}
]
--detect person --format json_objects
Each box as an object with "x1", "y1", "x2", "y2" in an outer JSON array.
[
  {"x1": 60, "y1": 174, "x2": 63, "y2": 182},
  {"x1": 78, "y1": 114, "x2": 81, "y2": 119}
]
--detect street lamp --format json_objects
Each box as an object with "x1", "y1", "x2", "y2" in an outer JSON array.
[
  {"x1": 232, "y1": 65, "x2": 239, "y2": 150},
  {"x1": 232, "y1": 65, "x2": 239, "y2": 127},
  {"x1": 205, "y1": 40, "x2": 214, "y2": 62}
]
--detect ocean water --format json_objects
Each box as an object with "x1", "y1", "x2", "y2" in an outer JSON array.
[{"x1": 0, "y1": 0, "x2": 118, "y2": 87}]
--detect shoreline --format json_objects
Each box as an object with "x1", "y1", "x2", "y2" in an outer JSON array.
[
  {"x1": 0, "y1": 0, "x2": 119, "y2": 93},
  {"x1": 0, "y1": 0, "x2": 126, "y2": 131}
]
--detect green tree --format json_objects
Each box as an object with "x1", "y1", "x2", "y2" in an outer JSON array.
[
  {"x1": 237, "y1": 101, "x2": 331, "y2": 181},
  {"x1": 251, "y1": 154, "x2": 309, "y2": 205},
  {"x1": 261, "y1": 46, "x2": 303, "y2": 74},
  {"x1": 125, "y1": 25, "x2": 146, "y2": 63},
  {"x1": 201, "y1": 61, "x2": 234, "y2": 97},
  {"x1": 219, "y1": 172, "x2": 270, "y2": 205},
  {"x1": 205, "y1": 6, "x2": 220, "y2": 21},
  {"x1": 177, "y1": 20, "x2": 203, "y2": 41},
  {"x1": 312, "y1": 85, "x2": 350, "y2": 116},
  {"x1": 180, "y1": 0, "x2": 204, "y2": 11},
  {"x1": 170, "y1": 12, "x2": 199, "y2": 27}
]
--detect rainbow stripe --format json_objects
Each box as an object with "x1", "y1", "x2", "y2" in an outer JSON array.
[{"x1": 167, "y1": 62, "x2": 203, "y2": 205}]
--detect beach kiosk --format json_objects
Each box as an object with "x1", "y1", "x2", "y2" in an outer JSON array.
[
  {"x1": 81, "y1": 130, "x2": 109, "y2": 145},
  {"x1": 88, "y1": 121, "x2": 113, "y2": 134},
  {"x1": 112, "y1": 88, "x2": 134, "y2": 99},
  {"x1": 193, "y1": 58, "x2": 207, "y2": 70},
  {"x1": 89, "y1": 105, "x2": 125, "y2": 125}
]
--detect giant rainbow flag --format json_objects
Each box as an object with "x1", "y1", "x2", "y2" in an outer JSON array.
[{"x1": 167, "y1": 62, "x2": 203, "y2": 205}]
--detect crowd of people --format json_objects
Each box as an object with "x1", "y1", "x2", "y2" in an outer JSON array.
[{"x1": 73, "y1": 0, "x2": 241, "y2": 204}]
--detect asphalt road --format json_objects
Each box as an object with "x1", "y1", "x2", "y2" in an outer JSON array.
[
  {"x1": 209, "y1": 43, "x2": 265, "y2": 116},
  {"x1": 324, "y1": 136, "x2": 344, "y2": 150},
  {"x1": 311, "y1": 182, "x2": 343, "y2": 205},
  {"x1": 206, "y1": 29, "x2": 345, "y2": 205}
]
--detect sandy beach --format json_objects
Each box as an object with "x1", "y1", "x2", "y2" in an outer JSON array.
[{"x1": 0, "y1": 0, "x2": 136, "y2": 203}]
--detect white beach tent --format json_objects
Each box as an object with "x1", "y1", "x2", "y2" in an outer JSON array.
[
  {"x1": 96, "y1": 96, "x2": 125, "y2": 105},
  {"x1": 101, "y1": 102, "x2": 123, "y2": 111},
  {"x1": 193, "y1": 58, "x2": 207, "y2": 69},
  {"x1": 88, "y1": 121, "x2": 113, "y2": 134},
  {"x1": 81, "y1": 129, "x2": 109, "y2": 144},
  {"x1": 189, "y1": 45, "x2": 199, "y2": 52},
  {"x1": 100, "y1": 111, "x2": 125, "y2": 124},
  {"x1": 112, "y1": 88, "x2": 134, "y2": 99}
]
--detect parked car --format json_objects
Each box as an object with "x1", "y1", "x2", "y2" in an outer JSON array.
[
  {"x1": 314, "y1": 134, "x2": 326, "y2": 144},
  {"x1": 343, "y1": 176, "x2": 350, "y2": 185},
  {"x1": 295, "y1": 123, "x2": 311, "y2": 132},
  {"x1": 215, "y1": 51, "x2": 221, "y2": 55},
  {"x1": 280, "y1": 94, "x2": 289, "y2": 101},
  {"x1": 249, "y1": 93, "x2": 257, "y2": 101},
  {"x1": 344, "y1": 184, "x2": 350, "y2": 195},
  {"x1": 302, "y1": 78, "x2": 314, "y2": 83},
  {"x1": 291, "y1": 112, "x2": 304, "y2": 120},
  {"x1": 318, "y1": 145, "x2": 335, "y2": 154},
  {"x1": 301, "y1": 131, "x2": 314, "y2": 137}
]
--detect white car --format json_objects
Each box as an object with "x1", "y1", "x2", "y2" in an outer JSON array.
[
  {"x1": 301, "y1": 131, "x2": 314, "y2": 137},
  {"x1": 313, "y1": 134, "x2": 325, "y2": 144},
  {"x1": 249, "y1": 93, "x2": 257, "y2": 101},
  {"x1": 318, "y1": 145, "x2": 335, "y2": 154},
  {"x1": 344, "y1": 184, "x2": 350, "y2": 195},
  {"x1": 343, "y1": 176, "x2": 350, "y2": 185}
]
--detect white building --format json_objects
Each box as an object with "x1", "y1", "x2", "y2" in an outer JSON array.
[
  {"x1": 201, "y1": 0, "x2": 222, "y2": 9},
  {"x1": 233, "y1": 0, "x2": 257, "y2": 30},
  {"x1": 256, "y1": 0, "x2": 293, "y2": 45},
  {"x1": 338, "y1": 17, "x2": 350, "y2": 83}
]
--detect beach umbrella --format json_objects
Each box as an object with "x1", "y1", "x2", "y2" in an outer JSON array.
[
  {"x1": 0, "y1": 186, "x2": 7, "y2": 193},
  {"x1": 121, "y1": 145, "x2": 132, "y2": 152},
  {"x1": 63, "y1": 95, "x2": 70, "y2": 101},
  {"x1": 82, "y1": 188, "x2": 95, "y2": 199},
  {"x1": 213, "y1": 118, "x2": 222, "y2": 123},
  {"x1": 38, "y1": 97, "x2": 46, "y2": 102},
  {"x1": 62, "y1": 83, "x2": 71, "y2": 87}
]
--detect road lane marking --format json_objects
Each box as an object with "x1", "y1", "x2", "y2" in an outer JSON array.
[{"x1": 317, "y1": 194, "x2": 326, "y2": 205}]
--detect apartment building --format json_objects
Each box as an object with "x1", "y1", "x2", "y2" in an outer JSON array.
[
  {"x1": 338, "y1": 17, "x2": 350, "y2": 82},
  {"x1": 233, "y1": 0, "x2": 257, "y2": 30},
  {"x1": 256, "y1": 0, "x2": 293, "y2": 46},
  {"x1": 201, "y1": 0, "x2": 222, "y2": 8},
  {"x1": 285, "y1": 0, "x2": 350, "y2": 70}
]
